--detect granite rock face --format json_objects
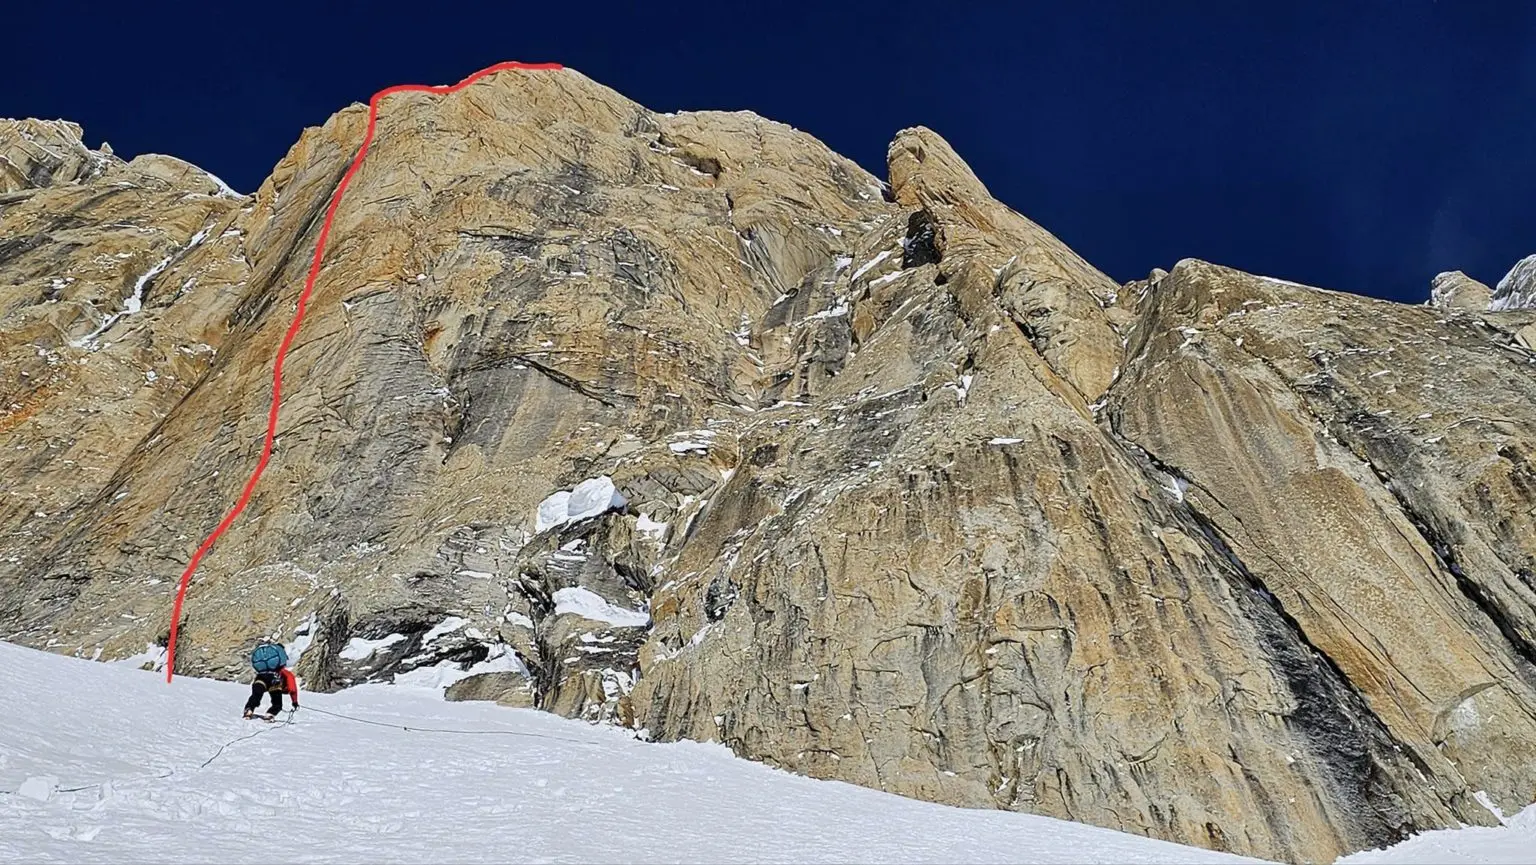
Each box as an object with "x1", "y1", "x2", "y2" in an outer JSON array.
[
  {"x1": 1430, "y1": 270, "x2": 1493, "y2": 310},
  {"x1": 4, "y1": 69, "x2": 1536, "y2": 862}
]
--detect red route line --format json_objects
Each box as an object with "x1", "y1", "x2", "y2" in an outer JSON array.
[{"x1": 165, "y1": 61, "x2": 563, "y2": 683}]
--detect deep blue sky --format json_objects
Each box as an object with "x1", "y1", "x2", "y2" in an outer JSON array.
[{"x1": 7, "y1": 2, "x2": 1534, "y2": 302}]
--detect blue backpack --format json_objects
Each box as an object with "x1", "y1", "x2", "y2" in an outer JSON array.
[{"x1": 251, "y1": 643, "x2": 288, "y2": 673}]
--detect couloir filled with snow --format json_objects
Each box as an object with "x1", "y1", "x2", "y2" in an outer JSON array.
[{"x1": 1, "y1": 641, "x2": 1529, "y2": 864}]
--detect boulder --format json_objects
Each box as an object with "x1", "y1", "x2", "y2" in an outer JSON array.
[{"x1": 445, "y1": 672, "x2": 535, "y2": 707}]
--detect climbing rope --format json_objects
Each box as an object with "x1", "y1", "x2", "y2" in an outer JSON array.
[
  {"x1": 198, "y1": 716, "x2": 289, "y2": 769},
  {"x1": 1, "y1": 716, "x2": 286, "y2": 798},
  {"x1": 2, "y1": 703, "x2": 639, "y2": 797},
  {"x1": 301, "y1": 705, "x2": 633, "y2": 747},
  {"x1": 54, "y1": 770, "x2": 175, "y2": 794}
]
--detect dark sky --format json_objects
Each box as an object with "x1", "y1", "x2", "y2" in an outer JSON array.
[{"x1": 7, "y1": 2, "x2": 1534, "y2": 302}]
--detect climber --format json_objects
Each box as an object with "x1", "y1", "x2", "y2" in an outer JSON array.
[{"x1": 243, "y1": 639, "x2": 299, "y2": 720}]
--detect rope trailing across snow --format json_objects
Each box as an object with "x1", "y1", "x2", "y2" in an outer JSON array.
[
  {"x1": 300, "y1": 705, "x2": 635, "y2": 747},
  {"x1": 1, "y1": 702, "x2": 644, "y2": 796},
  {"x1": 0, "y1": 715, "x2": 289, "y2": 797},
  {"x1": 198, "y1": 715, "x2": 290, "y2": 769}
]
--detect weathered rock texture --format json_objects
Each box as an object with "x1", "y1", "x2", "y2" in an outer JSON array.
[
  {"x1": 4, "y1": 70, "x2": 1536, "y2": 862},
  {"x1": 1430, "y1": 270, "x2": 1493, "y2": 310}
]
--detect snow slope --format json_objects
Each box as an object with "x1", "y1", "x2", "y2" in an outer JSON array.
[
  {"x1": 0, "y1": 641, "x2": 1254, "y2": 864},
  {"x1": 1337, "y1": 806, "x2": 1536, "y2": 865},
  {"x1": 2, "y1": 641, "x2": 1531, "y2": 864}
]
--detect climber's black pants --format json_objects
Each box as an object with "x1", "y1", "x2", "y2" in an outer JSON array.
[{"x1": 244, "y1": 678, "x2": 284, "y2": 714}]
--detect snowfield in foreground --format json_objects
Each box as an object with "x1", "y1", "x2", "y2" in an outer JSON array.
[
  {"x1": 0, "y1": 642, "x2": 1527, "y2": 864},
  {"x1": 1336, "y1": 808, "x2": 1536, "y2": 865}
]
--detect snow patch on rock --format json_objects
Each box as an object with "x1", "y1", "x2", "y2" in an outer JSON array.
[
  {"x1": 534, "y1": 476, "x2": 627, "y2": 533},
  {"x1": 422, "y1": 616, "x2": 469, "y2": 644},
  {"x1": 112, "y1": 643, "x2": 166, "y2": 672},
  {"x1": 390, "y1": 643, "x2": 527, "y2": 691},
  {"x1": 552, "y1": 587, "x2": 650, "y2": 628},
  {"x1": 636, "y1": 512, "x2": 669, "y2": 541},
  {"x1": 339, "y1": 633, "x2": 406, "y2": 661}
]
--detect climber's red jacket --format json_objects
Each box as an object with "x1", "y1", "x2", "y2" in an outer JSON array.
[{"x1": 279, "y1": 667, "x2": 299, "y2": 706}]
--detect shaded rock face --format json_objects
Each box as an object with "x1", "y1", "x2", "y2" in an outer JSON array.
[{"x1": 3, "y1": 70, "x2": 1535, "y2": 862}]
